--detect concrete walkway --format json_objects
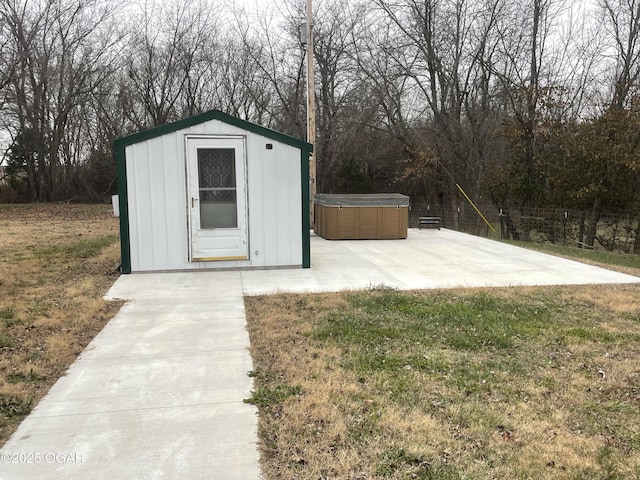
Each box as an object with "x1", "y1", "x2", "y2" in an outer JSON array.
[
  {"x1": 0, "y1": 271, "x2": 259, "y2": 480},
  {"x1": 1, "y1": 229, "x2": 639, "y2": 480}
]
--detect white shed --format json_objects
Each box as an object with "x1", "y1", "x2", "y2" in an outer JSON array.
[{"x1": 115, "y1": 110, "x2": 312, "y2": 273}]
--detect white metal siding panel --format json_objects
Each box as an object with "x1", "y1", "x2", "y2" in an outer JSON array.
[
  {"x1": 147, "y1": 136, "x2": 169, "y2": 268},
  {"x1": 127, "y1": 142, "x2": 151, "y2": 272},
  {"x1": 191, "y1": 120, "x2": 244, "y2": 137},
  {"x1": 159, "y1": 132, "x2": 189, "y2": 269},
  {"x1": 245, "y1": 135, "x2": 266, "y2": 267},
  {"x1": 250, "y1": 138, "x2": 302, "y2": 267},
  {"x1": 127, "y1": 133, "x2": 185, "y2": 272},
  {"x1": 152, "y1": 133, "x2": 187, "y2": 270},
  {"x1": 279, "y1": 143, "x2": 302, "y2": 264},
  {"x1": 126, "y1": 146, "x2": 140, "y2": 271},
  {"x1": 257, "y1": 136, "x2": 278, "y2": 267},
  {"x1": 277, "y1": 143, "x2": 302, "y2": 264}
]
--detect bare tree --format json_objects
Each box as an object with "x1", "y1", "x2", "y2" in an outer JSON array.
[
  {"x1": 307, "y1": 0, "x2": 372, "y2": 192},
  {"x1": 122, "y1": 0, "x2": 219, "y2": 128},
  {"x1": 490, "y1": 0, "x2": 565, "y2": 213},
  {"x1": 487, "y1": 0, "x2": 598, "y2": 241},
  {"x1": 1, "y1": 0, "x2": 120, "y2": 201},
  {"x1": 204, "y1": 35, "x2": 274, "y2": 124},
  {"x1": 232, "y1": 3, "x2": 307, "y2": 136},
  {"x1": 575, "y1": 0, "x2": 640, "y2": 249},
  {"x1": 356, "y1": 0, "x2": 509, "y2": 226},
  {"x1": 600, "y1": 0, "x2": 640, "y2": 110},
  {"x1": 0, "y1": 12, "x2": 14, "y2": 104}
]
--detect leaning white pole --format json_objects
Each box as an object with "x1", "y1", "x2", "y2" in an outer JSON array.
[{"x1": 306, "y1": 0, "x2": 316, "y2": 227}]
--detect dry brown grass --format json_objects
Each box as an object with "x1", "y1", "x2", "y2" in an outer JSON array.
[
  {"x1": 245, "y1": 284, "x2": 640, "y2": 479},
  {"x1": 0, "y1": 204, "x2": 121, "y2": 445}
]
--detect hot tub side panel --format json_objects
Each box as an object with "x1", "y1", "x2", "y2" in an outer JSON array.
[{"x1": 315, "y1": 204, "x2": 408, "y2": 240}]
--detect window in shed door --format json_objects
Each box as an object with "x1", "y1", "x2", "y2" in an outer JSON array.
[{"x1": 198, "y1": 148, "x2": 238, "y2": 229}]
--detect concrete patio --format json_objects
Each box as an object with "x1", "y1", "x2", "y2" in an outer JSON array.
[{"x1": 243, "y1": 228, "x2": 640, "y2": 294}]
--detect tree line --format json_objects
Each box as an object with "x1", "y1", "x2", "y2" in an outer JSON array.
[{"x1": 1, "y1": 0, "x2": 639, "y2": 249}]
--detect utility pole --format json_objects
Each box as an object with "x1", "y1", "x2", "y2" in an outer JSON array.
[{"x1": 305, "y1": 0, "x2": 316, "y2": 227}]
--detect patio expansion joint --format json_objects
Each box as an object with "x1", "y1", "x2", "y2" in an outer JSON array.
[
  {"x1": 79, "y1": 347, "x2": 251, "y2": 361},
  {"x1": 27, "y1": 399, "x2": 252, "y2": 420}
]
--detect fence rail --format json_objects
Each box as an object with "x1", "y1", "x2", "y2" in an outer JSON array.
[{"x1": 410, "y1": 203, "x2": 640, "y2": 255}]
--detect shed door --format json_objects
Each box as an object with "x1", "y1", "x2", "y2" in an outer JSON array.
[{"x1": 186, "y1": 137, "x2": 248, "y2": 262}]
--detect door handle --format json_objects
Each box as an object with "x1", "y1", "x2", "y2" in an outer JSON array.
[{"x1": 191, "y1": 198, "x2": 197, "y2": 208}]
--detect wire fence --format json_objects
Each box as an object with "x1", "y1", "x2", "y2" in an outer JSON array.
[{"x1": 410, "y1": 203, "x2": 640, "y2": 254}]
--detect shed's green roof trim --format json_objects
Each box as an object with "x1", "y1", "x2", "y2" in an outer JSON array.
[{"x1": 114, "y1": 109, "x2": 313, "y2": 152}]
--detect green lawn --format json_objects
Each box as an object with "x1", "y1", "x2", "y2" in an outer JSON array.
[{"x1": 246, "y1": 283, "x2": 640, "y2": 479}]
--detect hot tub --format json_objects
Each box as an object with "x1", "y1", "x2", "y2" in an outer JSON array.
[{"x1": 314, "y1": 193, "x2": 409, "y2": 240}]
